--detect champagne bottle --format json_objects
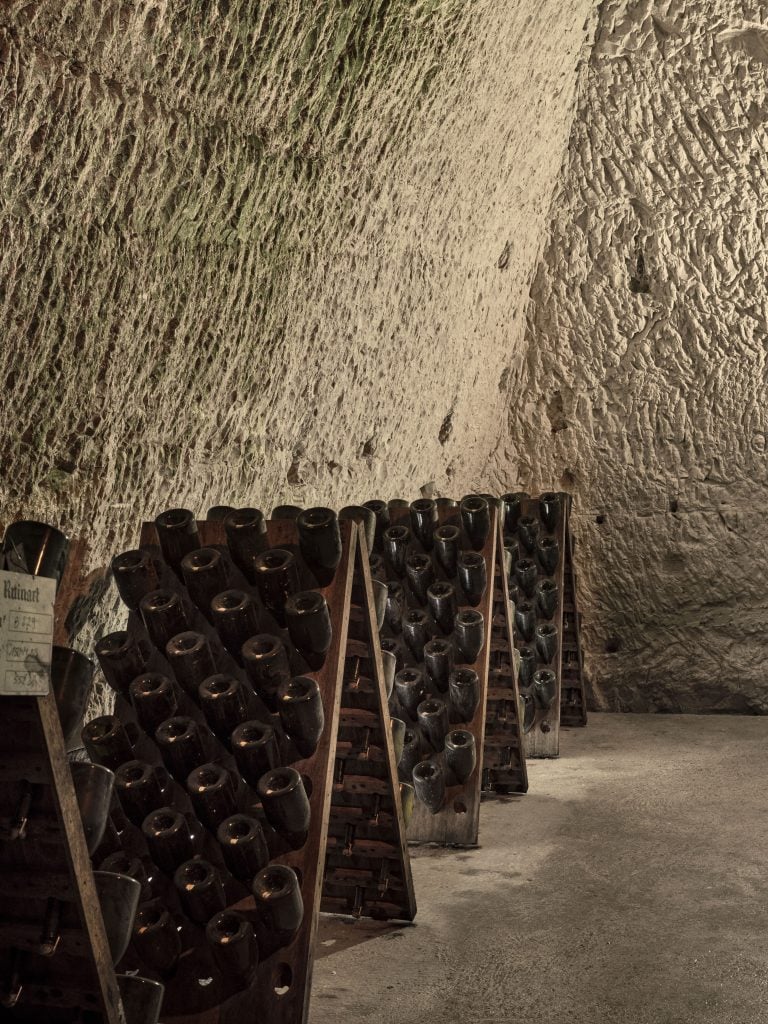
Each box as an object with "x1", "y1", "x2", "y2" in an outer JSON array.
[{"x1": 154, "y1": 509, "x2": 200, "y2": 574}]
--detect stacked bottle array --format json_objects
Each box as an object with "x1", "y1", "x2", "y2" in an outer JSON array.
[
  {"x1": 0, "y1": 520, "x2": 162, "y2": 1024},
  {"x1": 347, "y1": 497, "x2": 495, "y2": 823},
  {"x1": 84, "y1": 505, "x2": 351, "y2": 1018},
  {"x1": 499, "y1": 492, "x2": 566, "y2": 754}
]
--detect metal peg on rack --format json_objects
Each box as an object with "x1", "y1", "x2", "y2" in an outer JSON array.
[
  {"x1": 0, "y1": 950, "x2": 23, "y2": 1008},
  {"x1": 1, "y1": 781, "x2": 34, "y2": 840},
  {"x1": 38, "y1": 898, "x2": 61, "y2": 956},
  {"x1": 343, "y1": 824, "x2": 356, "y2": 857}
]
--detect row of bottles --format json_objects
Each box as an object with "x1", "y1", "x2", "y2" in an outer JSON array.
[
  {"x1": 358, "y1": 496, "x2": 498, "y2": 817},
  {"x1": 83, "y1": 505, "x2": 350, "y2": 1001},
  {"x1": 499, "y1": 492, "x2": 565, "y2": 738}
]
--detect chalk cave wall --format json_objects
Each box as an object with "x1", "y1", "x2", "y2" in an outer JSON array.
[
  {"x1": 0, "y1": 0, "x2": 594, "y2": 703},
  {"x1": 490, "y1": 0, "x2": 768, "y2": 712}
]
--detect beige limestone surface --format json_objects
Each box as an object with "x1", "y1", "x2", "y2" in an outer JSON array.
[
  {"x1": 0, "y1": 0, "x2": 594, "y2": 705},
  {"x1": 490, "y1": 0, "x2": 768, "y2": 712}
]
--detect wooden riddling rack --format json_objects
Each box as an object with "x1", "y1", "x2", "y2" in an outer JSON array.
[
  {"x1": 502, "y1": 492, "x2": 587, "y2": 758},
  {"x1": 0, "y1": 545, "x2": 126, "y2": 1023},
  {"x1": 321, "y1": 534, "x2": 416, "y2": 921},
  {"x1": 99, "y1": 516, "x2": 355, "y2": 1024},
  {"x1": 560, "y1": 510, "x2": 587, "y2": 728},
  {"x1": 380, "y1": 502, "x2": 498, "y2": 847},
  {"x1": 481, "y1": 516, "x2": 529, "y2": 794},
  {"x1": 98, "y1": 513, "x2": 413, "y2": 1024}
]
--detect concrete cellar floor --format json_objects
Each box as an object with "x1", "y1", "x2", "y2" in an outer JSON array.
[{"x1": 311, "y1": 713, "x2": 768, "y2": 1023}]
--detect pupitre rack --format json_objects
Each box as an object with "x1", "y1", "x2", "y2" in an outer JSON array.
[{"x1": 0, "y1": 546, "x2": 126, "y2": 1022}]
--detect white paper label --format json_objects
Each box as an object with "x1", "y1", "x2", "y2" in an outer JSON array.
[{"x1": 0, "y1": 570, "x2": 55, "y2": 696}]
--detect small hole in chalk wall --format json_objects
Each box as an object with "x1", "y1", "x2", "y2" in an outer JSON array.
[
  {"x1": 274, "y1": 963, "x2": 293, "y2": 995},
  {"x1": 595, "y1": 514, "x2": 605, "y2": 525},
  {"x1": 453, "y1": 800, "x2": 467, "y2": 814}
]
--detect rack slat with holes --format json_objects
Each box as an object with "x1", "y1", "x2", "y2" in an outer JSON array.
[
  {"x1": 559, "y1": 508, "x2": 587, "y2": 728},
  {"x1": 481, "y1": 516, "x2": 529, "y2": 794},
  {"x1": 321, "y1": 532, "x2": 415, "y2": 920}
]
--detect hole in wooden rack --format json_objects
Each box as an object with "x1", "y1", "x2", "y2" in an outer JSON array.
[
  {"x1": 453, "y1": 800, "x2": 467, "y2": 814},
  {"x1": 274, "y1": 963, "x2": 293, "y2": 995},
  {"x1": 301, "y1": 775, "x2": 313, "y2": 799}
]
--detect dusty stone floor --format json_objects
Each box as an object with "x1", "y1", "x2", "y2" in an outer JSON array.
[{"x1": 311, "y1": 713, "x2": 768, "y2": 1023}]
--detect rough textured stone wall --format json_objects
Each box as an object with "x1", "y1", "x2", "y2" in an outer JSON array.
[
  {"x1": 0, "y1": 0, "x2": 594, "y2": 701},
  {"x1": 490, "y1": 0, "x2": 768, "y2": 713}
]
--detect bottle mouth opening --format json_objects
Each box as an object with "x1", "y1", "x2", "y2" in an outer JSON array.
[
  {"x1": 139, "y1": 906, "x2": 166, "y2": 928},
  {"x1": 218, "y1": 591, "x2": 246, "y2": 611},
  {"x1": 214, "y1": 912, "x2": 243, "y2": 939},
  {"x1": 435, "y1": 525, "x2": 459, "y2": 539},
  {"x1": 540, "y1": 538, "x2": 556, "y2": 549},
  {"x1": 160, "y1": 509, "x2": 190, "y2": 528},
  {"x1": 414, "y1": 763, "x2": 438, "y2": 781},
  {"x1": 264, "y1": 769, "x2": 297, "y2": 794},
  {"x1": 449, "y1": 731, "x2": 469, "y2": 746},
  {"x1": 462, "y1": 497, "x2": 486, "y2": 512},
  {"x1": 457, "y1": 611, "x2": 482, "y2": 625},
  {"x1": 303, "y1": 508, "x2": 332, "y2": 527},
  {"x1": 421, "y1": 701, "x2": 442, "y2": 715},
  {"x1": 387, "y1": 526, "x2": 409, "y2": 540},
  {"x1": 135, "y1": 674, "x2": 167, "y2": 695},
  {"x1": 184, "y1": 863, "x2": 211, "y2": 884},
  {"x1": 248, "y1": 637, "x2": 279, "y2": 657},
  {"x1": 540, "y1": 492, "x2": 558, "y2": 503},
  {"x1": 120, "y1": 763, "x2": 148, "y2": 784},
  {"x1": 285, "y1": 678, "x2": 314, "y2": 700},
  {"x1": 540, "y1": 580, "x2": 557, "y2": 592},
  {"x1": 230, "y1": 508, "x2": 263, "y2": 528},
  {"x1": 539, "y1": 625, "x2": 557, "y2": 637},
  {"x1": 294, "y1": 593, "x2": 321, "y2": 612},
  {"x1": 406, "y1": 611, "x2": 426, "y2": 624},
  {"x1": 517, "y1": 559, "x2": 535, "y2": 571},
  {"x1": 399, "y1": 670, "x2": 419, "y2": 683},
  {"x1": 206, "y1": 676, "x2": 235, "y2": 696},
  {"x1": 518, "y1": 603, "x2": 533, "y2": 613},
  {"x1": 189, "y1": 549, "x2": 217, "y2": 569},
  {"x1": 427, "y1": 640, "x2": 449, "y2": 654},
  {"x1": 226, "y1": 818, "x2": 255, "y2": 840},
  {"x1": 237, "y1": 723, "x2": 269, "y2": 744},
  {"x1": 172, "y1": 633, "x2": 202, "y2": 653},
  {"x1": 99, "y1": 632, "x2": 130, "y2": 655},
  {"x1": 519, "y1": 516, "x2": 536, "y2": 527},
  {"x1": 412, "y1": 499, "x2": 434, "y2": 512},
  {"x1": 407, "y1": 555, "x2": 430, "y2": 569},
  {"x1": 194, "y1": 767, "x2": 223, "y2": 788},
  {"x1": 86, "y1": 718, "x2": 115, "y2": 741},
  {"x1": 146, "y1": 590, "x2": 176, "y2": 610},
  {"x1": 262, "y1": 551, "x2": 290, "y2": 569},
  {"x1": 115, "y1": 551, "x2": 145, "y2": 570},
  {"x1": 153, "y1": 812, "x2": 178, "y2": 832},
  {"x1": 365, "y1": 500, "x2": 386, "y2": 513},
  {"x1": 162, "y1": 719, "x2": 191, "y2": 740},
  {"x1": 460, "y1": 553, "x2": 483, "y2": 566},
  {"x1": 430, "y1": 583, "x2": 453, "y2": 597},
  {"x1": 455, "y1": 669, "x2": 476, "y2": 684},
  {"x1": 260, "y1": 868, "x2": 290, "y2": 895}
]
